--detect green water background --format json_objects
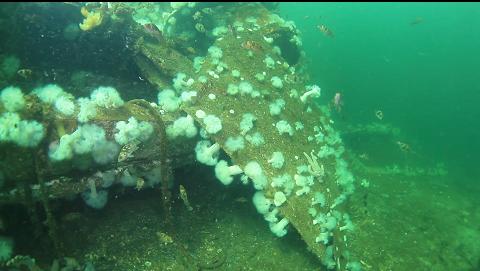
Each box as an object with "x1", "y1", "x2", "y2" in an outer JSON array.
[{"x1": 280, "y1": 2, "x2": 480, "y2": 180}]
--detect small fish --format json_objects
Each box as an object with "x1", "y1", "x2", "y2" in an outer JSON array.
[
  {"x1": 143, "y1": 23, "x2": 164, "y2": 42},
  {"x1": 234, "y1": 197, "x2": 248, "y2": 203},
  {"x1": 410, "y1": 17, "x2": 423, "y2": 26},
  {"x1": 227, "y1": 24, "x2": 237, "y2": 36},
  {"x1": 156, "y1": 231, "x2": 173, "y2": 245},
  {"x1": 396, "y1": 141, "x2": 411, "y2": 153},
  {"x1": 117, "y1": 142, "x2": 139, "y2": 162},
  {"x1": 61, "y1": 212, "x2": 82, "y2": 223},
  {"x1": 375, "y1": 110, "x2": 384, "y2": 120},
  {"x1": 359, "y1": 153, "x2": 369, "y2": 160},
  {"x1": 317, "y1": 24, "x2": 334, "y2": 38},
  {"x1": 242, "y1": 40, "x2": 262, "y2": 51},
  {"x1": 17, "y1": 68, "x2": 32, "y2": 79},
  {"x1": 333, "y1": 92, "x2": 343, "y2": 112},
  {"x1": 143, "y1": 23, "x2": 159, "y2": 34},
  {"x1": 135, "y1": 177, "x2": 145, "y2": 191},
  {"x1": 186, "y1": 47, "x2": 196, "y2": 54},
  {"x1": 179, "y1": 185, "x2": 193, "y2": 211}
]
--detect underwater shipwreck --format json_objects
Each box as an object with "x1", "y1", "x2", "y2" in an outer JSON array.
[{"x1": 0, "y1": 2, "x2": 478, "y2": 271}]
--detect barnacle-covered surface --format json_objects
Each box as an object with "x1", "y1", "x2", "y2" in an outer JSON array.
[{"x1": 134, "y1": 3, "x2": 357, "y2": 269}]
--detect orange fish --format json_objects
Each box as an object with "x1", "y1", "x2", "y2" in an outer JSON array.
[{"x1": 317, "y1": 24, "x2": 334, "y2": 38}]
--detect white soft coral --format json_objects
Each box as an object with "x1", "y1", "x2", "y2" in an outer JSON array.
[
  {"x1": 0, "y1": 86, "x2": 25, "y2": 112},
  {"x1": 90, "y1": 86, "x2": 124, "y2": 109},
  {"x1": 114, "y1": 117, "x2": 153, "y2": 145}
]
